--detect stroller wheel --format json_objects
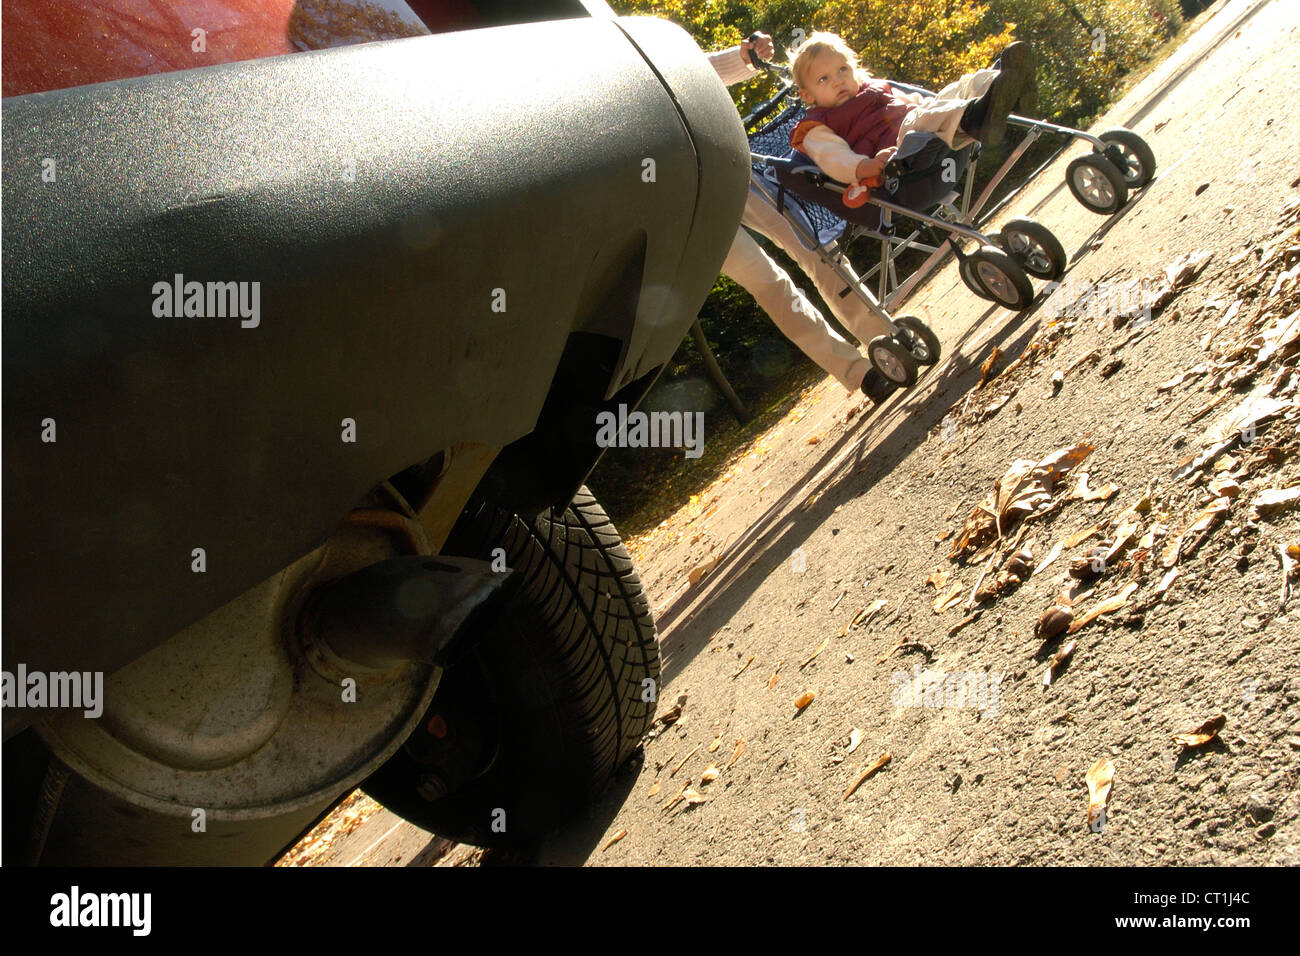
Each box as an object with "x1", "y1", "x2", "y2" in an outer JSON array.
[
  {"x1": 868, "y1": 335, "x2": 919, "y2": 387},
  {"x1": 965, "y1": 246, "x2": 1035, "y2": 311},
  {"x1": 1066, "y1": 153, "x2": 1129, "y2": 214},
  {"x1": 998, "y1": 218, "x2": 1068, "y2": 280},
  {"x1": 960, "y1": 257, "x2": 996, "y2": 301},
  {"x1": 894, "y1": 315, "x2": 942, "y2": 367},
  {"x1": 1098, "y1": 129, "x2": 1156, "y2": 188}
]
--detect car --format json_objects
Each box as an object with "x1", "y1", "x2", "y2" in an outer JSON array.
[{"x1": 2, "y1": 0, "x2": 749, "y2": 864}]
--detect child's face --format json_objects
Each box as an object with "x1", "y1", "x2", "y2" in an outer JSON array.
[{"x1": 799, "y1": 50, "x2": 857, "y2": 109}]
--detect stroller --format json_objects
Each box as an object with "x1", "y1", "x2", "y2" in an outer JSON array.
[{"x1": 740, "y1": 45, "x2": 1155, "y2": 389}]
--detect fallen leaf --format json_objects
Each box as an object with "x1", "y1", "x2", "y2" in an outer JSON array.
[
  {"x1": 731, "y1": 655, "x2": 754, "y2": 679},
  {"x1": 709, "y1": 737, "x2": 723, "y2": 753},
  {"x1": 1165, "y1": 249, "x2": 1214, "y2": 289},
  {"x1": 681, "y1": 787, "x2": 707, "y2": 806},
  {"x1": 1156, "y1": 567, "x2": 1180, "y2": 598},
  {"x1": 1034, "y1": 540, "x2": 1065, "y2": 576},
  {"x1": 1069, "y1": 472, "x2": 1092, "y2": 501},
  {"x1": 1207, "y1": 477, "x2": 1241, "y2": 499},
  {"x1": 648, "y1": 779, "x2": 661, "y2": 797},
  {"x1": 1202, "y1": 387, "x2": 1292, "y2": 449},
  {"x1": 700, "y1": 764, "x2": 720, "y2": 784},
  {"x1": 661, "y1": 781, "x2": 689, "y2": 812},
  {"x1": 1083, "y1": 481, "x2": 1120, "y2": 502},
  {"x1": 800, "y1": 637, "x2": 829, "y2": 670},
  {"x1": 726, "y1": 739, "x2": 746, "y2": 769},
  {"x1": 1065, "y1": 525, "x2": 1103, "y2": 548},
  {"x1": 1068, "y1": 582, "x2": 1139, "y2": 633},
  {"x1": 1162, "y1": 497, "x2": 1231, "y2": 567},
  {"x1": 1252, "y1": 486, "x2": 1300, "y2": 516},
  {"x1": 925, "y1": 569, "x2": 950, "y2": 590},
  {"x1": 688, "y1": 555, "x2": 721, "y2": 586},
  {"x1": 1096, "y1": 519, "x2": 1141, "y2": 568},
  {"x1": 848, "y1": 728, "x2": 864, "y2": 754},
  {"x1": 979, "y1": 347, "x2": 1001, "y2": 387},
  {"x1": 602, "y1": 829, "x2": 628, "y2": 851},
  {"x1": 863, "y1": 598, "x2": 889, "y2": 620},
  {"x1": 1280, "y1": 543, "x2": 1298, "y2": 609},
  {"x1": 1173, "y1": 714, "x2": 1226, "y2": 749},
  {"x1": 768, "y1": 670, "x2": 781, "y2": 690},
  {"x1": 949, "y1": 443, "x2": 1093, "y2": 560},
  {"x1": 671, "y1": 744, "x2": 701, "y2": 777},
  {"x1": 794, "y1": 691, "x2": 816, "y2": 712},
  {"x1": 844, "y1": 752, "x2": 891, "y2": 800},
  {"x1": 1086, "y1": 759, "x2": 1115, "y2": 829},
  {"x1": 1043, "y1": 639, "x2": 1077, "y2": 686},
  {"x1": 655, "y1": 704, "x2": 683, "y2": 727},
  {"x1": 933, "y1": 582, "x2": 965, "y2": 613}
]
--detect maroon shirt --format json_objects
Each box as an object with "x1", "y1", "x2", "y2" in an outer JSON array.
[{"x1": 790, "y1": 79, "x2": 913, "y2": 158}]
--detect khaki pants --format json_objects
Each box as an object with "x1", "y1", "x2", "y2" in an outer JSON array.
[
  {"x1": 897, "y1": 67, "x2": 998, "y2": 151},
  {"x1": 720, "y1": 186, "x2": 893, "y2": 392}
]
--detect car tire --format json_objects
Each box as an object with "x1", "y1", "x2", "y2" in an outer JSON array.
[{"x1": 361, "y1": 485, "x2": 659, "y2": 848}]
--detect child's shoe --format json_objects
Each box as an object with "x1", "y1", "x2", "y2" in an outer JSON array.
[
  {"x1": 961, "y1": 41, "x2": 1035, "y2": 147},
  {"x1": 860, "y1": 368, "x2": 898, "y2": 405}
]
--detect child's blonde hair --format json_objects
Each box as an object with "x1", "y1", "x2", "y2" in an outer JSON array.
[{"x1": 789, "y1": 31, "x2": 860, "y2": 90}]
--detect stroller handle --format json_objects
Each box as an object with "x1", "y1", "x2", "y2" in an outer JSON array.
[{"x1": 745, "y1": 32, "x2": 791, "y2": 77}]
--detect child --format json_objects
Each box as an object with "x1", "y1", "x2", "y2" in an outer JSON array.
[{"x1": 789, "y1": 32, "x2": 1036, "y2": 188}]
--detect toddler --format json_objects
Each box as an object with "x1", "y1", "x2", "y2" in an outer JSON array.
[{"x1": 789, "y1": 32, "x2": 1036, "y2": 188}]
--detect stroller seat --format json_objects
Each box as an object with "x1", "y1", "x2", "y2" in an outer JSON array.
[{"x1": 748, "y1": 96, "x2": 971, "y2": 233}]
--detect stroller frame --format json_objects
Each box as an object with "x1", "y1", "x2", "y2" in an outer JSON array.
[{"x1": 742, "y1": 57, "x2": 1154, "y2": 314}]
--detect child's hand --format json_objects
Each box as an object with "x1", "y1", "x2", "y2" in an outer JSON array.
[
  {"x1": 875, "y1": 146, "x2": 898, "y2": 165},
  {"x1": 854, "y1": 156, "x2": 885, "y2": 183}
]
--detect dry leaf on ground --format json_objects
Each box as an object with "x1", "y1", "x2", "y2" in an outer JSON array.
[
  {"x1": 1252, "y1": 486, "x2": 1300, "y2": 516},
  {"x1": 933, "y1": 582, "x2": 965, "y2": 613},
  {"x1": 1173, "y1": 714, "x2": 1226, "y2": 748},
  {"x1": 1086, "y1": 759, "x2": 1115, "y2": 830},
  {"x1": 844, "y1": 752, "x2": 891, "y2": 800},
  {"x1": 726, "y1": 739, "x2": 746, "y2": 769},
  {"x1": 800, "y1": 637, "x2": 829, "y2": 670},
  {"x1": 794, "y1": 691, "x2": 816, "y2": 712},
  {"x1": 688, "y1": 555, "x2": 721, "y2": 586},
  {"x1": 949, "y1": 443, "x2": 1094, "y2": 561},
  {"x1": 603, "y1": 829, "x2": 628, "y2": 850},
  {"x1": 1068, "y1": 582, "x2": 1138, "y2": 633},
  {"x1": 1065, "y1": 525, "x2": 1102, "y2": 548},
  {"x1": 1208, "y1": 477, "x2": 1241, "y2": 499},
  {"x1": 1084, "y1": 481, "x2": 1121, "y2": 502},
  {"x1": 1034, "y1": 540, "x2": 1065, "y2": 576},
  {"x1": 681, "y1": 787, "x2": 707, "y2": 807},
  {"x1": 979, "y1": 347, "x2": 1002, "y2": 387},
  {"x1": 1043, "y1": 639, "x2": 1077, "y2": 686},
  {"x1": 848, "y1": 728, "x2": 864, "y2": 754},
  {"x1": 1162, "y1": 497, "x2": 1231, "y2": 567}
]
